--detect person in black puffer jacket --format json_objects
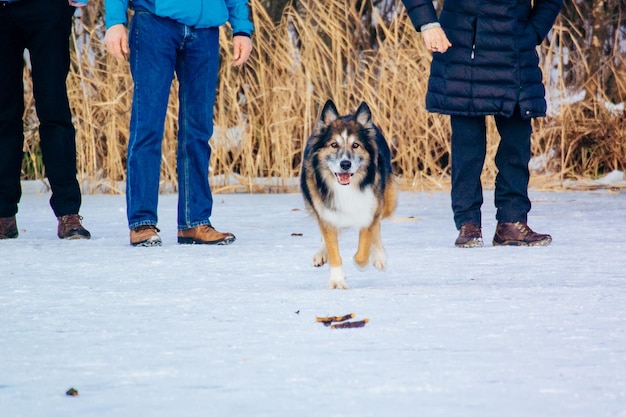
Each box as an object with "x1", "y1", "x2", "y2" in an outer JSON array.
[{"x1": 402, "y1": 0, "x2": 562, "y2": 248}]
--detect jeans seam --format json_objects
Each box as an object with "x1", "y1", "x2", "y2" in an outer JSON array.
[
  {"x1": 129, "y1": 220, "x2": 157, "y2": 230},
  {"x1": 178, "y1": 220, "x2": 211, "y2": 231},
  {"x1": 179, "y1": 63, "x2": 191, "y2": 228}
]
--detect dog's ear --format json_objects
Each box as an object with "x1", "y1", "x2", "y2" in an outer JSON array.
[
  {"x1": 320, "y1": 100, "x2": 340, "y2": 126},
  {"x1": 355, "y1": 102, "x2": 373, "y2": 128}
]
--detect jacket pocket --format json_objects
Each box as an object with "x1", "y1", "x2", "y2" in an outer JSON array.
[{"x1": 440, "y1": 10, "x2": 477, "y2": 51}]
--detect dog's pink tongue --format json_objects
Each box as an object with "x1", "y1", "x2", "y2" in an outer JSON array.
[{"x1": 336, "y1": 173, "x2": 351, "y2": 185}]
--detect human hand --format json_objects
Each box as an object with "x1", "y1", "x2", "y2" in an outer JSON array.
[
  {"x1": 422, "y1": 27, "x2": 452, "y2": 53},
  {"x1": 104, "y1": 24, "x2": 129, "y2": 60},
  {"x1": 233, "y1": 35, "x2": 252, "y2": 66}
]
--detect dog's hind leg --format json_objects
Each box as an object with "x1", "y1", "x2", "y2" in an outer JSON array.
[{"x1": 317, "y1": 222, "x2": 347, "y2": 289}]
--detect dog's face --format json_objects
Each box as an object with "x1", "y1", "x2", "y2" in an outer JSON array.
[{"x1": 311, "y1": 100, "x2": 377, "y2": 187}]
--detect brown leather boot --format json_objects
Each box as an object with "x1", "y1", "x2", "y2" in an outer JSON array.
[
  {"x1": 493, "y1": 222, "x2": 552, "y2": 247},
  {"x1": 178, "y1": 224, "x2": 235, "y2": 245},
  {"x1": 130, "y1": 225, "x2": 162, "y2": 247},
  {"x1": 0, "y1": 216, "x2": 18, "y2": 239},
  {"x1": 57, "y1": 214, "x2": 91, "y2": 240},
  {"x1": 455, "y1": 223, "x2": 483, "y2": 248}
]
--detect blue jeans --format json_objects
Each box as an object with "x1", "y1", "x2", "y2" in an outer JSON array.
[
  {"x1": 450, "y1": 110, "x2": 532, "y2": 229},
  {"x1": 127, "y1": 11, "x2": 220, "y2": 230}
]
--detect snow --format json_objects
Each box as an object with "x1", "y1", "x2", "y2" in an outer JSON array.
[
  {"x1": 563, "y1": 170, "x2": 626, "y2": 191},
  {"x1": 1, "y1": 184, "x2": 626, "y2": 417},
  {"x1": 595, "y1": 170, "x2": 626, "y2": 186}
]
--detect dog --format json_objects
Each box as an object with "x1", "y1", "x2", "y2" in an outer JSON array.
[{"x1": 300, "y1": 99, "x2": 397, "y2": 289}]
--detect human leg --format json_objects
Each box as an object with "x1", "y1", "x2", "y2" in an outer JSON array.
[
  {"x1": 0, "y1": 5, "x2": 27, "y2": 218},
  {"x1": 126, "y1": 11, "x2": 178, "y2": 230},
  {"x1": 493, "y1": 111, "x2": 532, "y2": 223},
  {"x1": 26, "y1": 1, "x2": 83, "y2": 217},
  {"x1": 450, "y1": 115, "x2": 487, "y2": 229},
  {"x1": 174, "y1": 26, "x2": 220, "y2": 230},
  {"x1": 172, "y1": 26, "x2": 235, "y2": 245},
  {"x1": 492, "y1": 111, "x2": 550, "y2": 246}
]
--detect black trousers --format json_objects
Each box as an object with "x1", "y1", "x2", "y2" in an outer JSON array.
[
  {"x1": 0, "y1": 0, "x2": 81, "y2": 218},
  {"x1": 450, "y1": 110, "x2": 532, "y2": 229}
]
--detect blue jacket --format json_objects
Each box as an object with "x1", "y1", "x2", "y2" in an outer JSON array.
[
  {"x1": 402, "y1": 0, "x2": 562, "y2": 119},
  {"x1": 105, "y1": 0, "x2": 253, "y2": 35}
]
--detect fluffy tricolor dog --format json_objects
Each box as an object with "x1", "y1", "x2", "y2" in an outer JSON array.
[{"x1": 300, "y1": 100, "x2": 397, "y2": 289}]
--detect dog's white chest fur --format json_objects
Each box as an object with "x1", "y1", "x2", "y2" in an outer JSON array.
[{"x1": 318, "y1": 183, "x2": 377, "y2": 229}]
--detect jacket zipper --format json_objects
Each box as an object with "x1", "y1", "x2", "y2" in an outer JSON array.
[
  {"x1": 469, "y1": 18, "x2": 477, "y2": 113},
  {"x1": 470, "y1": 19, "x2": 477, "y2": 60}
]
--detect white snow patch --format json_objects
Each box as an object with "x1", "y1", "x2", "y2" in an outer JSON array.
[{"x1": 1, "y1": 184, "x2": 625, "y2": 416}]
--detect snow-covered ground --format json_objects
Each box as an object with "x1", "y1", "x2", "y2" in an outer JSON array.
[{"x1": 1, "y1": 184, "x2": 625, "y2": 417}]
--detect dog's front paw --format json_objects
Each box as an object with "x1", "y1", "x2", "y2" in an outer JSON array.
[
  {"x1": 327, "y1": 266, "x2": 348, "y2": 289},
  {"x1": 312, "y1": 249, "x2": 328, "y2": 267},
  {"x1": 327, "y1": 279, "x2": 348, "y2": 290}
]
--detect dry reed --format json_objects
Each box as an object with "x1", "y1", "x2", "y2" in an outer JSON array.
[{"x1": 19, "y1": 0, "x2": 626, "y2": 193}]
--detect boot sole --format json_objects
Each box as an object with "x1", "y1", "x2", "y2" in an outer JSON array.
[
  {"x1": 455, "y1": 239, "x2": 484, "y2": 248},
  {"x1": 492, "y1": 238, "x2": 552, "y2": 247},
  {"x1": 178, "y1": 235, "x2": 236, "y2": 245},
  {"x1": 59, "y1": 233, "x2": 91, "y2": 240},
  {"x1": 131, "y1": 236, "x2": 162, "y2": 247}
]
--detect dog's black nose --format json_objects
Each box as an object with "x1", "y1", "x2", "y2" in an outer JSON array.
[{"x1": 340, "y1": 160, "x2": 351, "y2": 171}]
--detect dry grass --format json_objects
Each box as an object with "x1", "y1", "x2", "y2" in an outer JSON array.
[{"x1": 19, "y1": 0, "x2": 626, "y2": 193}]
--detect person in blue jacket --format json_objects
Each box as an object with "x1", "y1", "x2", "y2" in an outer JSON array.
[
  {"x1": 401, "y1": 0, "x2": 562, "y2": 248},
  {"x1": 0, "y1": 0, "x2": 91, "y2": 240},
  {"x1": 104, "y1": 0, "x2": 253, "y2": 247}
]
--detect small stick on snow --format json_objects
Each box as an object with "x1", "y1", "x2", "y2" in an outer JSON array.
[
  {"x1": 331, "y1": 318, "x2": 369, "y2": 329},
  {"x1": 316, "y1": 313, "x2": 355, "y2": 326}
]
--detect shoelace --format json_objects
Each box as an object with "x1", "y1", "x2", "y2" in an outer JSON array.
[
  {"x1": 135, "y1": 225, "x2": 160, "y2": 232},
  {"x1": 60, "y1": 214, "x2": 83, "y2": 227},
  {"x1": 461, "y1": 224, "x2": 481, "y2": 235},
  {"x1": 513, "y1": 222, "x2": 532, "y2": 236}
]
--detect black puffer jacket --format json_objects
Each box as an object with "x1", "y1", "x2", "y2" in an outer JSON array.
[{"x1": 402, "y1": 0, "x2": 562, "y2": 119}]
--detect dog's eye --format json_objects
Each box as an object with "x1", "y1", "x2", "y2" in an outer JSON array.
[
  {"x1": 330, "y1": 142, "x2": 339, "y2": 148},
  {"x1": 352, "y1": 143, "x2": 360, "y2": 149}
]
